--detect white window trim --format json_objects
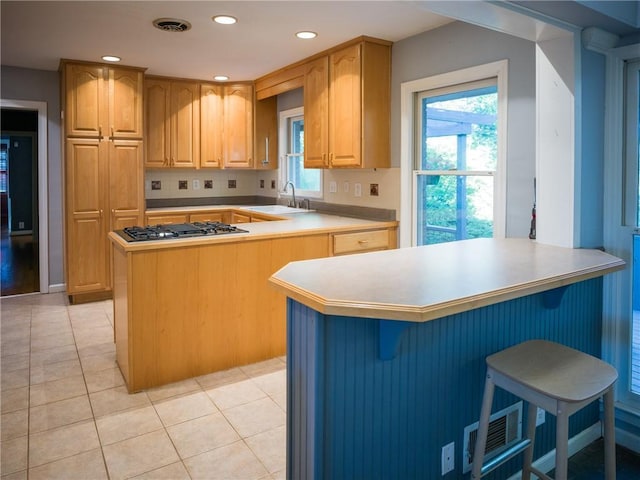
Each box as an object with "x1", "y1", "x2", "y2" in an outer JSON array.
[
  {"x1": 277, "y1": 106, "x2": 323, "y2": 200},
  {"x1": 400, "y1": 60, "x2": 508, "y2": 248}
]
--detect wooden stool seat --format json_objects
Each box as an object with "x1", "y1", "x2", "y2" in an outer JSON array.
[{"x1": 471, "y1": 340, "x2": 617, "y2": 480}]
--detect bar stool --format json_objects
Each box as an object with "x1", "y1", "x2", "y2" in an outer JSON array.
[{"x1": 471, "y1": 340, "x2": 617, "y2": 480}]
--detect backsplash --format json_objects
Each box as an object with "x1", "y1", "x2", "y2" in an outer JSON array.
[{"x1": 144, "y1": 168, "x2": 400, "y2": 214}]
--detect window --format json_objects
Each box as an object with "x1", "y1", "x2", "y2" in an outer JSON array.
[
  {"x1": 415, "y1": 80, "x2": 498, "y2": 245},
  {"x1": 400, "y1": 60, "x2": 506, "y2": 248},
  {"x1": 279, "y1": 107, "x2": 322, "y2": 199}
]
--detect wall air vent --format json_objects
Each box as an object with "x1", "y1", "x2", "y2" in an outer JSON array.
[
  {"x1": 462, "y1": 401, "x2": 523, "y2": 474},
  {"x1": 152, "y1": 18, "x2": 192, "y2": 32}
]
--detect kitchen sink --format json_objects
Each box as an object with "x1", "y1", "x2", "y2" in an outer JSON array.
[{"x1": 241, "y1": 205, "x2": 314, "y2": 214}]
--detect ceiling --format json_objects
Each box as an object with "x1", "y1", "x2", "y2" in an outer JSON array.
[{"x1": 1, "y1": 1, "x2": 454, "y2": 82}]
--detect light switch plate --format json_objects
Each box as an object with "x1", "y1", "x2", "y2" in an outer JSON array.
[
  {"x1": 329, "y1": 181, "x2": 337, "y2": 193},
  {"x1": 354, "y1": 183, "x2": 362, "y2": 197},
  {"x1": 193, "y1": 179, "x2": 200, "y2": 190}
]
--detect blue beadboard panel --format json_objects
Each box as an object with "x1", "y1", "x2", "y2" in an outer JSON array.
[{"x1": 287, "y1": 278, "x2": 605, "y2": 479}]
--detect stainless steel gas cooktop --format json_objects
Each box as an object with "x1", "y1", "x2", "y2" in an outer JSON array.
[{"x1": 117, "y1": 222, "x2": 248, "y2": 242}]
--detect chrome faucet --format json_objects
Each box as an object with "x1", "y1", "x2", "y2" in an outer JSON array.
[{"x1": 283, "y1": 181, "x2": 296, "y2": 208}]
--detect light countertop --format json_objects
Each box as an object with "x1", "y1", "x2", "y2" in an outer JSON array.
[
  {"x1": 109, "y1": 209, "x2": 397, "y2": 252},
  {"x1": 268, "y1": 238, "x2": 625, "y2": 322}
]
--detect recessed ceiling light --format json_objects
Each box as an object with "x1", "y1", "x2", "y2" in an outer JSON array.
[
  {"x1": 213, "y1": 15, "x2": 237, "y2": 25},
  {"x1": 101, "y1": 55, "x2": 121, "y2": 62},
  {"x1": 296, "y1": 31, "x2": 317, "y2": 39},
  {"x1": 214, "y1": 75, "x2": 229, "y2": 81}
]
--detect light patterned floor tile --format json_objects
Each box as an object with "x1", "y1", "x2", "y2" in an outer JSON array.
[
  {"x1": 77, "y1": 341, "x2": 115, "y2": 359},
  {"x1": 0, "y1": 469, "x2": 28, "y2": 480},
  {"x1": 96, "y1": 405, "x2": 163, "y2": 446},
  {"x1": 184, "y1": 440, "x2": 268, "y2": 480},
  {"x1": 29, "y1": 395, "x2": 93, "y2": 434},
  {"x1": 167, "y1": 412, "x2": 240, "y2": 459},
  {"x1": 28, "y1": 448, "x2": 108, "y2": 480},
  {"x1": 251, "y1": 370, "x2": 286, "y2": 398},
  {"x1": 0, "y1": 435, "x2": 28, "y2": 475},
  {"x1": 102, "y1": 429, "x2": 179, "y2": 480},
  {"x1": 30, "y1": 331, "x2": 75, "y2": 352},
  {"x1": 28, "y1": 420, "x2": 100, "y2": 468},
  {"x1": 131, "y1": 461, "x2": 191, "y2": 479},
  {"x1": 79, "y1": 352, "x2": 118, "y2": 373},
  {"x1": 89, "y1": 386, "x2": 150, "y2": 418},
  {"x1": 195, "y1": 367, "x2": 249, "y2": 390},
  {"x1": 154, "y1": 391, "x2": 217, "y2": 427},
  {"x1": 30, "y1": 344, "x2": 78, "y2": 367},
  {"x1": 146, "y1": 378, "x2": 201, "y2": 403},
  {"x1": 239, "y1": 358, "x2": 286, "y2": 378},
  {"x1": 1, "y1": 367, "x2": 29, "y2": 390},
  {"x1": 206, "y1": 378, "x2": 267, "y2": 411},
  {"x1": 30, "y1": 358, "x2": 83, "y2": 385},
  {"x1": 29, "y1": 375, "x2": 87, "y2": 407},
  {"x1": 1, "y1": 353, "x2": 29, "y2": 373},
  {"x1": 1, "y1": 409, "x2": 28, "y2": 441},
  {"x1": 244, "y1": 425, "x2": 286, "y2": 474},
  {"x1": 84, "y1": 366, "x2": 124, "y2": 393},
  {"x1": 1, "y1": 386, "x2": 29, "y2": 414},
  {"x1": 223, "y1": 397, "x2": 285, "y2": 438}
]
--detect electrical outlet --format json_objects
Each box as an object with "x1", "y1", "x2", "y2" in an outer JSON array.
[
  {"x1": 204, "y1": 180, "x2": 213, "y2": 189},
  {"x1": 178, "y1": 180, "x2": 188, "y2": 190},
  {"x1": 18, "y1": 221, "x2": 24, "y2": 229},
  {"x1": 354, "y1": 183, "x2": 362, "y2": 197},
  {"x1": 370, "y1": 183, "x2": 379, "y2": 196},
  {"x1": 228, "y1": 179, "x2": 236, "y2": 189},
  {"x1": 192, "y1": 179, "x2": 200, "y2": 190},
  {"x1": 151, "y1": 180, "x2": 161, "y2": 191},
  {"x1": 536, "y1": 407, "x2": 545, "y2": 426},
  {"x1": 442, "y1": 442, "x2": 455, "y2": 475},
  {"x1": 343, "y1": 181, "x2": 349, "y2": 193},
  {"x1": 329, "y1": 181, "x2": 337, "y2": 193}
]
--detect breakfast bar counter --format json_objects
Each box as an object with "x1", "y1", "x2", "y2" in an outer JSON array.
[{"x1": 268, "y1": 238, "x2": 624, "y2": 479}]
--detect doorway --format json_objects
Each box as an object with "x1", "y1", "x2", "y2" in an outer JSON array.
[{"x1": 1, "y1": 104, "x2": 47, "y2": 296}]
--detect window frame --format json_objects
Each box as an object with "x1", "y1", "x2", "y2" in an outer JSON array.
[
  {"x1": 278, "y1": 106, "x2": 323, "y2": 200},
  {"x1": 400, "y1": 60, "x2": 508, "y2": 247}
]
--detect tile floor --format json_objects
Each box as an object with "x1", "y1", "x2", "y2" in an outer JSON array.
[{"x1": 1, "y1": 293, "x2": 286, "y2": 479}]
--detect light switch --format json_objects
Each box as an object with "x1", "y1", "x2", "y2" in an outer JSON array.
[
  {"x1": 329, "y1": 181, "x2": 337, "y2": 193},
  {"x1": 354, "y1": 183, "x2": 362, "y2": 197},
  {"x1": 193, "y1": 179, "x2": 200, "y2": 190}
]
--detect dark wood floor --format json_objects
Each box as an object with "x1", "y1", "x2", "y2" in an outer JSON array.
[
  {"x1": 550, "y1": 438, "x2": 640, "y2": 479},
  {"x1": 1, "y1": 227, "x2": 39, "y2": 296}
]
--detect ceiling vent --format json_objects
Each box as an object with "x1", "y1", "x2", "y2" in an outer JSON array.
[{"x1": 153, "y1": 18, "x2": 192, "y2": 32}]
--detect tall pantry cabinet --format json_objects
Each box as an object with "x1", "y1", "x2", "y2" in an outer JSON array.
[{"x1": 62, "y1": 61, "x2": 145, "y2": 302}]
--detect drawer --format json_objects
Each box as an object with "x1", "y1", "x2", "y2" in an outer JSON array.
[
  {"x1": 231, "y1": 213, "x2": 251, "y2": 224},
  {"x1": 145, "y1": 214, "x2": 188, "y2": 225},
  {"x1": 190, "y1": 212, "x2": 224, "y2": 223},
  {"x1": 332, "y1": 229, "x2": 390, "y2": 255}
]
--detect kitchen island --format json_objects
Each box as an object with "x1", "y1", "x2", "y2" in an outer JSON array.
[
  {"x1": 108, "y1": 209, "x2": 397, "y2": 392},
  {"x1": 268, "y1": 238, "x2": 624, "y2": 479}
]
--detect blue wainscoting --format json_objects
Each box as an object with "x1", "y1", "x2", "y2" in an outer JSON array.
[{"x1": 287, "y1": 278, "x2": 604, "y2": 479}]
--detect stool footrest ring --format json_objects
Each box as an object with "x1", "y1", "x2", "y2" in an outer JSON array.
[{"x1": 477, "y1": 439, "x2": 532, "y2": 478}]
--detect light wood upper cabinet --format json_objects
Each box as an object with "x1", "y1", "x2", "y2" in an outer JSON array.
[
  {"x1": 109, "y1": 68, "x2": 144, "y2": 139},
  {"x1": 200, "y1": 83, "x2": 224, "y2": 168},
  {"x1": 254, "y1": 96, "x2": 278, "y2": 170},
  {"x1": 304, "y1": 39, "x2": 390, "y2": 169},
  {"x1": 144, "y1": 78, "x2": 199, "y2": 168},
  {"x1": 64, "y1": 63, "x2": 106, "y2": 138},
  {"x1": 304, "y1": 56, "x2": 329, "y2": 168},
  {"x1": 223, "y1": 84, "x2": 254, "y2": 168}
]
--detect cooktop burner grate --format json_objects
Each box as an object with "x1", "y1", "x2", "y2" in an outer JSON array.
[{"x1": 119, "y1": 221, "x2": 248, "y2": 242}]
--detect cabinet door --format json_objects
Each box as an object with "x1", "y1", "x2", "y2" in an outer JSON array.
[
  {"x1": 171, "y1": 81, "x2": 200, "y2": 168},
  {"x1": 200, "y1": 83, "x2": 224, "y2": 168},
  {"x1": 254, "y1": 97, "x2": 278, "y2": 170},
  {"x1": 65, "y1": 138, "x2": 108, "y2": 293},
  {"x1": 109, "y1": 68, "x2": 144, "y2": 139},
  {"x1": 190, "y1": 212, "x2": 224, "y2": 223},
  {"x1": 65, "y1": 63, "x2": 106, "y2": 138},
  {"x1": 304, "y1": 56, "x2": 329, "y2": 168},
  {"x1": 223, "y1": 84, "x2": 254, "y2": 168},
  {"x1": 329, "y1": 44, "x2": 362, "y2": 167},
  {"x1": 145, "y1": 214, "x2": 188, "y2": 225},
  {"x1": 109, "y1": 140, "x2": 144, "y2": 230},
  {"x1": 145, "y1": 79, "x2": 171, "y2": 167}
]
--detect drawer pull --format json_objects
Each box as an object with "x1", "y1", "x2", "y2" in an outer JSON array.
[{"x1": 358, "y1": 240, "x2": 369, "y2": 244}]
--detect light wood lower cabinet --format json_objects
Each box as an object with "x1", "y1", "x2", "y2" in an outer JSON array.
[{"x1": 113, "y1": 234, "x2": 330, "y2": 392}]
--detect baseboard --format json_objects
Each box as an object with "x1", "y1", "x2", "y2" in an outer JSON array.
[
  {"x1": 615, "y1": 426, "x2": 640, "y2": 454},
  {"x1": 507, "y1": 422, "x2": 602, "y2": 480},
  {"x1": 10, "y1": 229, "x2": 33, "y2": 236},
  {"x1": 48, "y1": 284, "x2": 66, "y2": 293}
]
